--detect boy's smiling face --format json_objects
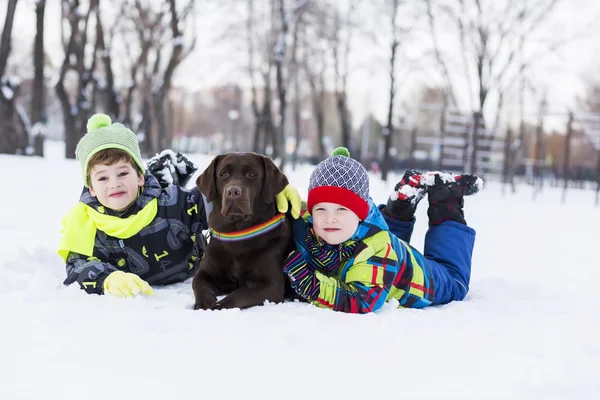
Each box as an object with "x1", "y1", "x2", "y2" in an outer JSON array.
[
  {"x1": 89, "y1": 160, "x2": 144, "y2": 211},
  {"x1": 311, "y1": 202, "x2": 360, "y2": 245}
]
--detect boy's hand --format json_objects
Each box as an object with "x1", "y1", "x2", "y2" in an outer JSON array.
[
  {"x1": 275, "y1": 184, "x2": 301, "y2": 219},
  {"x1": 103, "y1": 271, "x2": 154, "y2": 297}
]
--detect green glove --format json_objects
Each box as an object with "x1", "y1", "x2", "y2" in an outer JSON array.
[
  {"x1": 275, "y1": 184, "x2": 301, "y2": 219},
  {"x1": 103, "y1": 271, "x2": 154, "y2": 297}
]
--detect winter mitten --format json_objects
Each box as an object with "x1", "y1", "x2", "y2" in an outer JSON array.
[
  {"x1": 384, "y1": 169, "x2": 428, "y2": 221},
  {"x1": 147, "y1": 150, "x2": 198, "y2": 188},
  {"x1": 103, "y1": 271, "x2": 154, "y2": 297},
  {"x1": 275, "y1": 184, "x2": 301, "y2": 219},
  {"x1": 425, "y1": 172, "x2": 483, "y2": 225}
]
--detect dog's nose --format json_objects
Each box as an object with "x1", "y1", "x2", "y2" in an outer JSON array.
[{"x1": 226, "y1": 185, "x2": 242, "y2": 198}]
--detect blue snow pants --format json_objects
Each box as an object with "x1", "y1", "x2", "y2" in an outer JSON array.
[{"x1": 383, "y1": 213, "x2": 476, "y2": 305}]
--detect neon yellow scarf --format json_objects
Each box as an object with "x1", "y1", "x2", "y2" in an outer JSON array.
[{"x1": 58, "y1": 199, "x2": 158, "y2": 262}]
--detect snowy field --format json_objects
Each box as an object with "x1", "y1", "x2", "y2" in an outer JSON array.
[{"x1": 1, "y1": 141, "x2": 598, "y2": 400}]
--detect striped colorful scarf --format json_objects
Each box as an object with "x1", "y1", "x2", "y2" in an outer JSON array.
[
  {"x1": 284, "y1": 228, "x2": 358, "y2": 300},
  {"x1": 287, "y1": 228, "x2": 358, "y2": 274},
  {"x1": 305, "y1": 229, "x2": 358, "y2": 273}
]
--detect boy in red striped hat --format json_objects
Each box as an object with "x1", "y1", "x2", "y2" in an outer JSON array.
[{"x1": 284, "y1": 147, "x2": 482, "y2": 313}]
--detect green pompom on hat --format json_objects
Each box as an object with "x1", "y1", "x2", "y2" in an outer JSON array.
[
  {"x1": 75, "y1": 113, "x2": 145, "y2": 187},
  {"x1": 331, "y1": 146, "x2": 350, "y2": 157}
]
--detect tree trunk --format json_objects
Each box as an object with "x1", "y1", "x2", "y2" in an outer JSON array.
[
  {"x1": 409, "y1": 127, "x2": 418, "y2": 169},
  {"x1": 502, "y1": 128, "x2": 512, "y2": 188},
  {"x1": 252, "y1": 116, "x2": 263, "y2": 154},
  {"x1": 0, "y1": 0, "x2": 18, "y2": 79},
  {"x1": 562, "y1": 112, "x2": 574, "y2": 203},
  {"x1": 31, "y1": 0, "x2": 46, "y2": 156},
  {"x1": 0, "y1": 84, "x2": 28, "y2": 154},
  {"x1": 0, "y1": 0, "x2": 26, "y2": 155},
  {"x1": 275, "y1": 61, "x2": 286, "y2": 164},
  {"x1": 314, "y1": 92, "x2": 325, "y2": 160},
  {"x1": 138, "y1": 96, "x2": 152, "y2": 156},
  {"x1": 470, "y1": 111, "x2": 482, "y2": 174},
  {"x1": 533, "y1": 109, "x2": 545, "y2": 197},
  {"x1": 290, "y1": 17, "x2": 301, "y2": 170},
  {"x1": 56, "y1": 2, "x2": 96, "y2": 159},
  {"x1": 437, "y1": 102, "x2": 447, "y2": 170},
  {"x1": 247, "y1": 0, "x2": 263, "y2": 155},
  {"x1": 151, "y1": 0, "x2": 189, "y2": 153},
  {"x1": 337, "y1": 93, "x2": 350, "y2": 150},
  {"x1": 263, "y1": 95, "x2": 275, "y2": 156},
  {"x1": 595, "y1": 149, "x2": 600, "y2": 206},
  {"x1": 381, "y1": 0, "x2": 399, "y2": 181},
  {"x1": 95, "y1": 8, "x2": 120, "y2": 120},
  {"x1": 274, "y1": 0, "x2": 288, "y2": 168},
  {"x1": 382, "y1": 38, "x2": 398, "y2": 182},
  {"x1": 292, "y1": 88, "x2": 300, "y2": 170}
]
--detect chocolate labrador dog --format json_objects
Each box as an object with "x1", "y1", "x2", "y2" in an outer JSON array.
[{"x1": 192, "y1": 152, "x2": 293, "y2": 310}]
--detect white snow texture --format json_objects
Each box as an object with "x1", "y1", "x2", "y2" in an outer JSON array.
[{"x1": 0, "y1": 142, "x2": 598, "y2": 400}]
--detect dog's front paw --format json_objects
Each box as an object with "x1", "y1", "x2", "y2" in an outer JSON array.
[
  {"x1": 193, "y1": 292, "x2": 217, "y2": 310},
  {"x1": 211, "y1": 295, "x2": 248, "y2": 310},
  {"x1": 210, "y1": 296, "x2": 234, "y2": 310}
]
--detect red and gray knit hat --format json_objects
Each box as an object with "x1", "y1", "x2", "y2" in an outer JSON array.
[{"x1": 307, "y1": 147, "x2": 370, "y2": 220}]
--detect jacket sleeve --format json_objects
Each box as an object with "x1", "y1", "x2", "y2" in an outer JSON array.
[
  {"x1": 285, "y1": 231, "x2": 401, "y2": 314},
  {"x1": 63, "y1": 252, "x2": 118, "y2": 295},
  {"x1": 380, "y1": 205, "x2": 415, "y2": 243},
  {"x1": 178, "y1": 186, "x2": 209, "y2": 233}
]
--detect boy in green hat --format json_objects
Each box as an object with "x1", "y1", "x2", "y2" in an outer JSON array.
[{"x1": 59, "y1": 113, "x2": 300, "y2": 297}]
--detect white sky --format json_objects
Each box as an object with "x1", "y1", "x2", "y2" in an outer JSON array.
[
  {"x1": 4, "y1": 0, "x2": 600, "y2": 131},
  {"x1": 1, "y1": 141, "x2": 599, "y2": 399}
]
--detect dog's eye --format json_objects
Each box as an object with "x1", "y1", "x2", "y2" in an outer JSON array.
[
  {"x1": 246, "y1": 172, "x2": 257, "y2": 178},
  {"x1": 219, "y1": 172, "x2": 230, "y2": 179}
]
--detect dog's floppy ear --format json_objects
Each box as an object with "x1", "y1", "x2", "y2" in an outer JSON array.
[
  {"x1": 197, "y1": 155, "x2": 223, "y2": 203},
  {"x1": 261, "y1": 155, "x2": 289, "y2": 204}
]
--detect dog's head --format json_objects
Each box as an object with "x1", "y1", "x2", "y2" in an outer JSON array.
[{"x1": 197, "y1": 153, "x2": 289, "y2": 222}]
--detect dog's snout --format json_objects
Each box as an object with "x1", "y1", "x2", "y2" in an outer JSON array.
[{"x1": 226, "y1": 185, "x2": 242, "y2": 198}]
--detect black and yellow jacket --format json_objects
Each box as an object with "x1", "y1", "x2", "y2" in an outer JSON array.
[{"x1": 59, "y1": 174, "x2": 208, "y2": 294}]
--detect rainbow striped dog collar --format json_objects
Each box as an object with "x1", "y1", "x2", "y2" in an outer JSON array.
[{"x1": 209, "y1": 213, "x2": 286, "y2": 242}]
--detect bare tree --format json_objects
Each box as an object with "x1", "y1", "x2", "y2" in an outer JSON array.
[
  {"x1": 273, "y1": 0, "x2": 308, "y2": 169},
  {"x1": 0, "y1": 0, "x2": 28, "y2": 155},
  {"x1": 56, "y1": 0, "x2": 119, "y2": 158},
  {"x1": 0, "y1": 0, "x2": 16, "y2": 80},
  {"x1": 290, "y1": 10, "x2": 304, "y2": 169},
  {"x1": 93, "y1": 6, "x2": 121, "y2": 121},
  {"x1": 423, "y1": 0, "x2": 458, "y2": 111},
  {"x1": 152, "y1": 0, "x2": 196, "y2": 153},
  {"x1": 31, "y1": 0, "x2": 46, "y2": 156},
  {"x1": 301, "y1": 2, "x2": 330, "y2": 159},
  {"x1": 247, "y1": 0, "x2": 275, "y2": 155},
  {"x1": 113, "y1": 0, "x2": 195, "y2": 155},
  {"x1": 381, "y1": 0, "x2": 400, "y2": 181},
  {"x1": 330, "y1": 0, "x2": 355, "y2": 151},
  {"x1": 425, "y1": 0, "x2": 563, "y2": 173},
  {"x1": 118, "y1": 0, "x2": 164, "y2": 154},
  {"x1": 304, "y1": 53, "x2": 326, "y2": 159}
]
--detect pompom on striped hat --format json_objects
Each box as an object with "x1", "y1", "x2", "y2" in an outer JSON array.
[{"x1": 307, "y1": 147, "x2": 370, "y2": 220}]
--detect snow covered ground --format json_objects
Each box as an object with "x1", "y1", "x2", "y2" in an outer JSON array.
[{"x1": 1, "y1": 141, "x2": 598, "y2": 400}]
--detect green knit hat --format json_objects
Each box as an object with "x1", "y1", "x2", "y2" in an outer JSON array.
[{"x1": 75, "y1": 113, "x2": 145, "y2": 187}]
